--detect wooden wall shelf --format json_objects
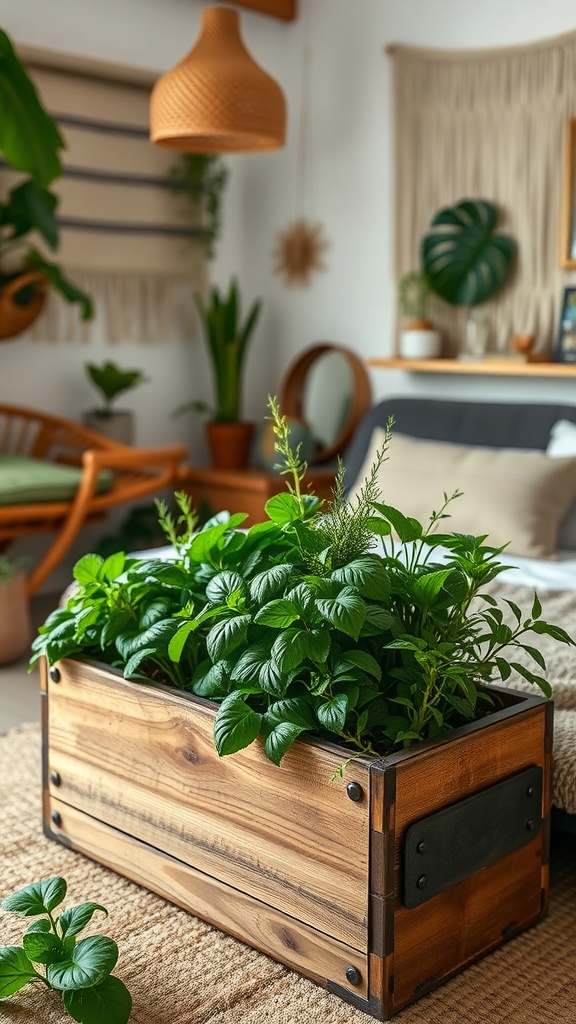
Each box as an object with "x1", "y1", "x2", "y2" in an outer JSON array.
[{"x1": 367, "y1": 358, "x2": 576, "y2": 378}]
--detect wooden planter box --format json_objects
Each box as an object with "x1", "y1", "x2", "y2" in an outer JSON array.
[{"x1": 41, "y1": 659, "x2": 552, "y2": 1020}]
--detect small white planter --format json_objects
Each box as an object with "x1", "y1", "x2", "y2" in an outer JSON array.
[{"x1": 399, "y1": 328, "x2": 441, "y2": 360}]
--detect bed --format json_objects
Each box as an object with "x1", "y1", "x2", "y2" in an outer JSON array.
[{"x1": 343, "y1": 396, "x2": 576, "y2": 829}]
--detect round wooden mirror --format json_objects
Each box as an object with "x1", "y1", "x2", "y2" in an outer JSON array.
[{"x1": 280, "y1": 343, "x2": 372, "y2": 463}]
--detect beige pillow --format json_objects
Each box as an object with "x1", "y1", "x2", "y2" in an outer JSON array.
[{"x1": 347, "y1": 430, "x2": 576, "y2": 559}]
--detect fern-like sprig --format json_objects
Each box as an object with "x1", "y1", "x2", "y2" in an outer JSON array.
[
  {"x1": 156, "y1": 491, "x2": 198, "y2": 553},
  {"x1": 315, "y1": 417, "x2": 394, "y2": 569}
]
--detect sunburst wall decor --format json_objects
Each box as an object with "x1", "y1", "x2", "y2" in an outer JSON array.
[{"x1": 272, "y1": 217, "x2": 329, "y2": 287}]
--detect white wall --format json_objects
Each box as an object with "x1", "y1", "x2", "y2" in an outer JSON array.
[
  {"x1": 3, "y1": 1, "x2": 576, "y2": 425},
  {"x1": 2, "y1": 0, "x2": 576, "y2": 584}
]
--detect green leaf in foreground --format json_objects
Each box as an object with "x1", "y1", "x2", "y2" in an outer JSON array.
[
  {"x1": 63, "y1": 975, "x2": 132, "y2": 1024},
  {"x1": 214, "y1": 691, "x2": 262, "y2": 756},
  {"x1": 47, "y1": 935, "x2": 118, "y2": 991},
  {"x1": 0, "y1": 946, "x2": 37, "y2": 997},
  {"x1": 1, "y1": 875, "x2": 67, "y2": 916},
  {"x1": 59, "y1": 902, "x2": 108, "y2": 938}
]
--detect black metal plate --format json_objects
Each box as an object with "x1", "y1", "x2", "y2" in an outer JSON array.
[{"x1": 403, "y1": 765, "x2": 543, "y2": 908}]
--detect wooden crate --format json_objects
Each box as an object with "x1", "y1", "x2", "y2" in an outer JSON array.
[{"x1": 41, "y1": 659, "x2": 552, "y2": 1019}]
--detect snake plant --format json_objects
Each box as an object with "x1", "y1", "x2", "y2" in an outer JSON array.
[{"x1": 190, "y1": 278, "x2": 262, "y2": 423}]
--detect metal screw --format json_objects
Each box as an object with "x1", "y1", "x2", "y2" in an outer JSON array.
[
  {"x1": 345, "y1": 965, "x2": 362, "y2": 986},
  {"x1": 346, "y1": 782, "x2": 363, "y2": 802},
  {"x1": 526, "y1": 819, "x2": 535, "y2": 831},
  {"x1": 49, "y1": 667, "x2": 61, "y2": 684},
  {"x1": 50, "y1": 771, "x2": 62, "y2": 787},
  {"x1": 416, "y1": 840, "x2": 428, "y2": 854},
  {"x1": 51, "y1": 811, "x2": 62, "y2": 827},
  {"x1": 527, "y1": 786, "x2": 534, "y2": 797},
  {"x1": 416, "y1": 875, "x2": 428, "y2": 890}
]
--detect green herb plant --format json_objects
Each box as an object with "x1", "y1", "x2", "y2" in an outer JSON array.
[
  {"x1": 31, "y1": 398, "x2": 574, "y2": 767},
  {"x1": 86, "y1": 361, "x2": 148, "y2": 418},
  {"x1": 0, "y1": 876, "x2": 131, "y2": 1024},
  {"x1": 398, "y1": 269, "x2": 436, "y2": 325}
]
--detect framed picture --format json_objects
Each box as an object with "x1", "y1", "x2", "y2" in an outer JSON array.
[
  {"x1": 556, "y1": 287, "x2": 576, "y2": 361},
  {"x1": 560, "y1": 119, "x2": 576, "y2": 268}
]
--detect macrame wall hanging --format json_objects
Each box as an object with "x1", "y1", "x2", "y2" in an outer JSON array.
[
  {"x1": 272, "y1": 44, "x2": 329, "y2": 287},
  {"x1": 390, "y1": 30, "x2": 576, "y2": 355},
  {"x1": 1, "y1": 44, "x2": 205, "y2": 344}
]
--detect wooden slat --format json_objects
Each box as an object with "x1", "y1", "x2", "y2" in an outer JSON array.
[
  {"x1": 46, "y1": 796, "x2": 367, "y2": 997},
  {"x1": 47, "y1": 660, "x2": 370, "y2": 950},
  {"x1": 366, "y1": 357, "x2": 576, "y2": 377}
]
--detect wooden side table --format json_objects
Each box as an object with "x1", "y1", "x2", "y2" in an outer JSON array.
[{"x1": 180, "y1": 466, "x2": 336, "y2": 525}]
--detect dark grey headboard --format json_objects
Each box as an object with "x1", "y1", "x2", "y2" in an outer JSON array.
[{"x1": 343, "y1": 397, "x2": 576, "y2": 489}]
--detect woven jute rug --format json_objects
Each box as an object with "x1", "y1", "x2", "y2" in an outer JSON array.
[{"x1": 1, "y1": 725, "x2": 575, "y2": 1024}]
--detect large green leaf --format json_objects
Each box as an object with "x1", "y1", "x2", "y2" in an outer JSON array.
[
  {"x1": 59, "y1": 902, "x2": 108, "y2": 939},
  {"x1": 0, "y1": 180, "x2": 59, "y2": 248},
  {"x1": 1, "y1": 876, "x2": 67, "y2": 916},
  {"x1": 0, "y1": 946, "x2": 37, "y2": 997},
  {"x1": 421, "y1": 199, "x2": 517, "y2": 306},
  {"x1": 0, "y1": 29, "x2": 63, "y2": 187},
  {"x1": 22, "y1": 930, "x2": 63, "y2": 966},
  {"x1": 47, "y1": 935, "x2": 118, "y2": 991},
  {"x1": 213, "y1": 691, "x2": 262, "y2": 756},
  {"x1": 63, "y1": 975, "x2": 132, "y2": 1024}
]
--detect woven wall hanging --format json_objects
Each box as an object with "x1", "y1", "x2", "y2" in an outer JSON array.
[
  {"x1": 1, "y1": 44, "x2": 205, "y2": 343},
  {"x1": 390, "y1": 30, "x2": 576, "y2": 354}
]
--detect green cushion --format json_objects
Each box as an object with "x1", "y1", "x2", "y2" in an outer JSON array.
[{"x1": 0, "y1": 454, "x2": 114, "y2": 506}]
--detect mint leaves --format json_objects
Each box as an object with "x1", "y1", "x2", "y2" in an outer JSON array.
[
  {"x1": 0, "y1": 877, "x2": 131, "y2": 1023},
  {"x1": 30, "y1": 401, "x2": 575, "y2": 768}
]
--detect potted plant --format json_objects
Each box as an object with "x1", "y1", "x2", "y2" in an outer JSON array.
[
  {"x1": 0, "y1": 555, "x2": 31, "y2": 665},
  {"x1": 421, "y1": 198, "x2": 517, "y2": 358},
  {"x1": 0, "y1": 28, "x2": 93, "y2": 340},
  {"x1": 31, "y1": 402, "x2": 570, "y2": 1017},
  {"x1": 398, "y1": 269, "x2": 441, "y2": 359},
  {"x1": 83, "y1": 360, "x2": 148, "y2": 445},
  {"x1": 168, "y1": 153, "x2": 229, "y2": 261},
  {"x1": 177, "y1": 277, "x2": 262, "y2": 469}
]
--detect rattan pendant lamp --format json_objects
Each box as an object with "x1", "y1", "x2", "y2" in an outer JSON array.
[{"x1": 150, "y1": 6, "x2": 286, "y2": 153}]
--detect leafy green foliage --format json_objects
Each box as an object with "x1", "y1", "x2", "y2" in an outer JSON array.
[
  {"x1": 168, "y1": 153, "x2": 229, "y2": 261},
  {"x1": 86, "y1": 361, "x2": 148, "y2": 414},
  {"x1": 32, "y1": 403, "x2": 574, "y2": 768},
  {"x1": 0, "y1": 28, "x2": 93, "y2": 320},
  {"x1": 0, "y1": 877, "x2": 131, "y2": 1024}
]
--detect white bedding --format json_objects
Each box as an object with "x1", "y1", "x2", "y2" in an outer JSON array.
[{"x1": 493, "y1": 550, "x2": 576, "y2": 591}]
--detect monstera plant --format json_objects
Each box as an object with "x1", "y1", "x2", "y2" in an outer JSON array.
[{"x1": 421, "y1": 199, "x2": 516, "y2": 307}]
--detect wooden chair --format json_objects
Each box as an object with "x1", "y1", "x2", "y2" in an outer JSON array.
[{"x1": 0, "y1": 404, "x2": 188, "y2": 595}]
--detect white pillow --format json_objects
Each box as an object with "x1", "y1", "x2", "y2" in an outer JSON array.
[
  {"x1": 348, "y1": 429, "x2": 576, "y2": 559},
  {"x1": 547, "y1": 420, "x2": 576, "y2": 549},
  {"x1": 547, "y1": 419, "x2": 576, "y2": 458}
]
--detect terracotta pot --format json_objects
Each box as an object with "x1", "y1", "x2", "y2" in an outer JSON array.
[
  {"x1": 0, "y1": 570, "x2": 32, "y2": 665},
  {"x1": 0, "y1": 272, "x2": 47, "y2": 340},
  {"x1": 206, "y1": 421, "x2": 255, "y2": 470}
]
